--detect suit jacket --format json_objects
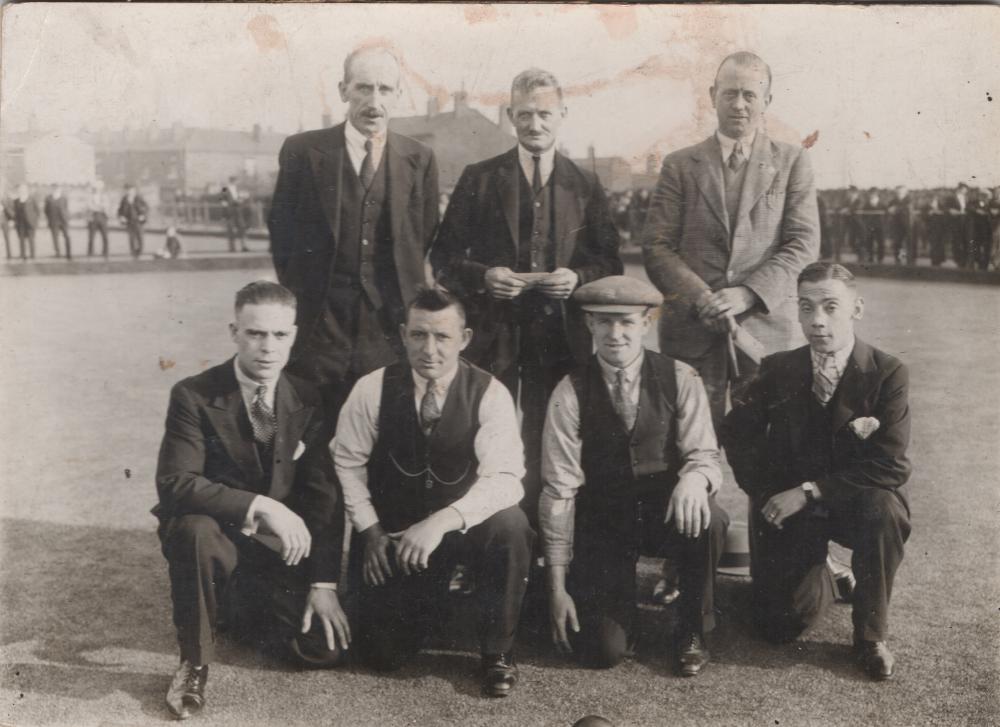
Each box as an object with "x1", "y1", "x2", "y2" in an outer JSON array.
[
  {"x1": 44, "y1": 195, "x2": 70, "y2": 227},
  {"x1": 430, "y1": 147, "x2": 622, "y2": 375},
  {"x1": 720, "y1": 339, "x2": 911, "y2": 513},
  {"x1": 117, "y1": 195, "x2": 148, "y2": 226},
  {"x1": 154, "y1": 360, "x2": 343, "y2": 582},
  {"x1": 642, "y1": 133, "x2": 819, "y2": 361},
  {"x1": 268, "y1": 123, "x2": 439, "y2": 342},
  {"x1": 14, "y1": 197, "x2": 39, "y2": 229}
]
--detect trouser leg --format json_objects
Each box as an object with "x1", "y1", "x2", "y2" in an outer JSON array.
[
  {"x1": 50, "y1": 227, "x2": 61, "y2": 256},
  {"x1": 99, "y1": 223, "x2": 109, "y2": 257},
  {"x1": 750, "y1": 504, "x2": 834, "y2": 643},
  {"x1": 515, "y1": 364, "x2": 565, "y2": 527},
  {"x1": 60, "y1": 226, "x2": 72, "y2": 259},
  {"x1": 464, "y1": 506, "x2": 534, "y2": 655},
  {"x1": 833, "y1": 489, "x2": 910, "y2": 642},
  {"x1": 568, "y1": 536, "x2": 637, "y2": 668},
  {"x1": 160, "y1": 515, "x2": 239, "y2": 665}
]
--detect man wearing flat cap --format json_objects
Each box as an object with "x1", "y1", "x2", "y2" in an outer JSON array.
[{"x1": 539, "y1": 276, "x2": 727, "y2": 676}]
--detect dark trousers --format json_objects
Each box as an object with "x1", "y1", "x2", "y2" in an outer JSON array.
[
  {"x1": 87, "y1": 217, "x2": 109, "y2": 257},
  {"x1": 49, "y1": 223, "x2": 71, "y2": 258},
  {"x1": 16, "y1": 223, "x2": 35, "y2": 259},
  {"x1": 159, "y1": 514, "x2": 343, "y2": 668},
  {"x1": 568, "y1": 497, "x2": 729, "y2": 668},
  {"x1": 354, "y1": 506, "x2": 534, "y2": 671},
  {"x1": 226, "y1": 217, "x2": 247, "y2": 251},
  {"x1": 750, "y1": 488, "x2": 909, "y2": 644},
  {"x1": 676, "y1": 335, "x2": 759, "y2": 433},
  {"x1": 126, "y1": 223, "x2": 144, "y2": 258},
  {"x1": 2, "y1": 220, "x2": 11, "y2": 258}
]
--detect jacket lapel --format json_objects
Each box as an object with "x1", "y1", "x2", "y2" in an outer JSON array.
[
  {"x1": 830, "y1": 339, "x2": 878, "y2": 434},
  {"x1": 386, "y1": 132, "x2": 413, "y2": 258},
  {"x1": 735, "y1": 132, "x2": 778, "y2": 235},
  {"x1": 495, "y1": 148, "x2": 521, "y2": 255},
  {"x1": 307, "y1": 124, "x2": 345, "y2": 254},
  {"x1": 206, "y1": 361, "x2": 263, "y2": 482},
  {"x1": 269, "y1": 373, "x2": 311, "y2": 496},
  {"x1": 692, "y1": 136, "x2": 730, "y2": 237},
  {"x1": 553, "y1": 153, "x2": 585, "y2": 269}
]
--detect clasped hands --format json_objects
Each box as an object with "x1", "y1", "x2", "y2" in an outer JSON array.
[
  {"x1": 694, "y1": 286, "x2": 757, "y2": 333},
  {"x1": 484, "y1": 266, "x2": 578, "y2": 300}
]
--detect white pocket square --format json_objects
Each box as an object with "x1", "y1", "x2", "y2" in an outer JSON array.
[
  {"x1": 293, "y1": 440, "x2": 306, "y2": 460},
  {"x1": 848, "y1": 417, "x2": 880, "y2": 440}
]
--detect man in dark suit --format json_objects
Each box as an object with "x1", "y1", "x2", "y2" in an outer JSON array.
[
  {"x1": 44, "y1": 185, "x2": 72, "y2": 259},
  {"x1": 154, "y1": 281, "x2": 348, "y2": 720},
  {"x1": 13, "y1": 183, "x2": 39, "y2": 261},
  {"x1": 858, "y1": 187, "x2": 886, "y2": 264},
  {"x1": 721, "y1": 262, "x2": 911, "y2": 681},
  {"x1": 431, "y1": 68, "x2": 622, "y2": 524},
  {"x1": 944, "y1": 182, "x2": 972, "y2": 268},
  {"x1": 117, "y1": 184, "x2": 148, "y2": 259},
  {"x1": 887, "y1": 185, "x2": 913, "y2": 265},
  {"x1": 269, "y1": 46, "x2": 439, "y2": 423},
  {"x1": 86, "y1": 181, "x2": 111, "y2": 258},
  {"x1": 641, "y1": 52, "x2": 819, "y2": 430}
]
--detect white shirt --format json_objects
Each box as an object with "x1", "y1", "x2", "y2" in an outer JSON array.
[
  {"x1": 517, "y1": 144, "x2": 555, "y2": 189},
  {"x1": 716, "y1": 129, "x2": 757, "y2": 166},
  {"x1": 810, "y1": 335, "x2": 855, "y2": 396},
  {"x1": 333, "y1": 365, "x2": 526, "y2": 534},
  {"x1": 233, "y1": 358, "x2": 277, "y2": 411},
  {"x1": 345, "y1": 120, "x2": 386, "y2": 178},
  {"x1": 539, "y1": 354, "x2": 723, "y2": 567}
]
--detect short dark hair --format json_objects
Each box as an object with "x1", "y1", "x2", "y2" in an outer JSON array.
[
  {"x1": 234, "y1": 280, "x2": 297, "y2": 313},
  {"x1": 511, "y1": 68, "x2": 564, "y2": 104},
  {"x1": 405, "y1": 287, "x2": 466, "y2": 326},
  {"x1": 798, "y1": 262, "x2": 856, "y2": 290},
  {"x1": 714, "y1": 51, "x2": 772, "y2": 95}
]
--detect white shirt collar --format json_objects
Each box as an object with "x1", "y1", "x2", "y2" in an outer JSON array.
[
  {"x1": 517, "y1": 144, "x2": 556, "y2": 189},
  {"x1": 233, "y1": 357, "x2": 277, "y2": 410},
  {"x1": 344, "y1": 120, "x2": 386, "y2": 176},
  {"x1": 596, "y1": 348, "x2": 645, "y2": 385},
  {"x1": 411, "y1": 364, "x2": 459, "y2": 402},
  {"x1": 716, "y1": 129, "x2": 757, "y2": 164},
  {"x1": 810, "y1": 335, "x2": 855, "y2": 375}
]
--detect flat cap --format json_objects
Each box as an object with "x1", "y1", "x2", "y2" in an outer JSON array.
[{"x1": 573, "y1": 275, "x2": 664, "y2": 313}]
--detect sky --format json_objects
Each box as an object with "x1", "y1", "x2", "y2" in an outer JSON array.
[{"x1": 1, "y1": 3, "x2": 998, "y2": 188}]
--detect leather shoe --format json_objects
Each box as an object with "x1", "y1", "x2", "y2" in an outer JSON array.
[
  {"x1": 854, "y1": 638, "x2": 895, "y2": 681},
  {"x1": 165, "y1": 661, "x2": 208, "y2": 720},
  {"x1": 674, "y1": 631, "x2": 709, "y2": 677},
  {"x1": 481, "y1": 652, "x2": 518, "y2": 698}
]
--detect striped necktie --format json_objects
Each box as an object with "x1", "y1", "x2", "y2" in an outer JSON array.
[
  {"x1": 812, "y1": 353, "x2": 839, "y2": 405},
  {"x1": 250, "y1": 385, "x2": 277, "y2": 444},
  {"x1": 420, "y1": 380, "x2": 442, "y2": 435}
]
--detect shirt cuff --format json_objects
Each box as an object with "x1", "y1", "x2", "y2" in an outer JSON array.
[
  {"x1": 239, "y1": 495, "x2": 261, "y2": 535},
  {"x1": 310, "y1": 582, "x2": 338, "y2": 591},
  {"x1": 350, "y1": 504, "x2": 380, "y2": 534}
]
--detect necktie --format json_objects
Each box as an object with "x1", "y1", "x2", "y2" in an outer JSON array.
[
  {"x1": 250, "y1": 385, "x2": 277, "y2": 445},
  {"x1": 812, "y1": 354, "x2": 839, "y2": 405},
  {"x1": 420, "y1": 380, "x2": 442, "y2": 435},
  {"x1": 728, "y1": 142, "x2": 746, "y2": 171},
  {"x1": 612, "y1": 369, "x2": 638, "y2": 431},
  {"x1": 531, "y1": 155, "x2": 542, "y2": 196},
  {"x1": 360, "y1": 139, "x2": 375, "y2": 190}
]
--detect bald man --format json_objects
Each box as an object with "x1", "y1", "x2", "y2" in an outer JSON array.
[{"x1": 269, "y1": 46, "x2": 440, "y2": 421}]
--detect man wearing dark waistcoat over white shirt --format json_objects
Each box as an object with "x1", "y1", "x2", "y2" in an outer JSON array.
[
  {"x1": 540, "y1": 276, "x2": 727, "y2": 677},
  {"x1": 333, "y1": 288, "x2": 533, "y2": 697}
]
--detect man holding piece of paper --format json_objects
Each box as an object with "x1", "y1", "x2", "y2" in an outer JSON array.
[{"x1": 431, "y1": 68, "x2": 622, "y2": 524}]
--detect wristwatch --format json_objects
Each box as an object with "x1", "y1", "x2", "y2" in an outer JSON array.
[{"x1": 801, "y1": 481, "x2": 818, "y2": 503}]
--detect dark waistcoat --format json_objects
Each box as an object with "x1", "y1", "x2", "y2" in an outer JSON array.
[
  {"x1": 572, "y1": 350, "x2": 680, "y2": 539},
  {"x1": 368, "y1": 360, "x2": 491, "y2": 532},
  {"x1": 333, "y1": 156, "x2": 400, "y2": 312}
]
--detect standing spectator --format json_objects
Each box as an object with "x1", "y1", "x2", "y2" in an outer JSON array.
[
  {"x1": 838, "y1": 186, "x2": 864, "y2": 262},
  {"x1": 968, "y1": 188, "x2": 993, "y2": 271},
  {"x1": 924, "y1": 192, "x2": 948, "y2": 266},
  {"x1": 221, "y1": 176, "x2": 249, "y2": 253},
  {"x1": 989, "y1": 187, "x2": 1000, "y2": 270},
  {"x1": 44, "y1": 184, "x2": 72, "y2": 259},
  {"x1": 87, "y1": 181, "x2": 111, "y2": 258},
  {"x1": 13, "y1": 183, "x2": 39, "y2": 261},
  {"x1": 1, "y1": 183, "x2": 13, "y2": 260},
  {"x1": 118, "y1": 183, "x2": 148, "y2": 260},
  {"x1": 944, "y1": 183, "x2": 971, "y2": 268},
  {"x1": 858, "y1": 187, "x2": 886, "y2": 264},
  {"x1": 629, "y1": 188, "x2": 651, "y2": 244},
  {"x1": 887, "y1": 185, "x2": 913, "y2": 265}
]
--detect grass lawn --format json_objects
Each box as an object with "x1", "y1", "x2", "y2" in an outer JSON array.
[{"x1": 1, "y1": 265, "x2": 998, "y2": 726}]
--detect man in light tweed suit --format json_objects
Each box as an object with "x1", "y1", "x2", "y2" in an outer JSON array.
[{"x1": 641, "y1": 51, "x2": 819, "y2": 428}]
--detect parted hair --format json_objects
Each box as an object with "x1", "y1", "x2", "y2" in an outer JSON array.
[
  {"x1": 234, "y1": 280, "x2": 297, "y2": 312},
  {"x1": 797, "y1": 262, "x2": 857, "y2": 290},
  {"x1": 511, "y1": 68, "x2": 564, "y2": 103},
  {"x1": 406, "y1": 287, "x2": 467, "y2": 325}
]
